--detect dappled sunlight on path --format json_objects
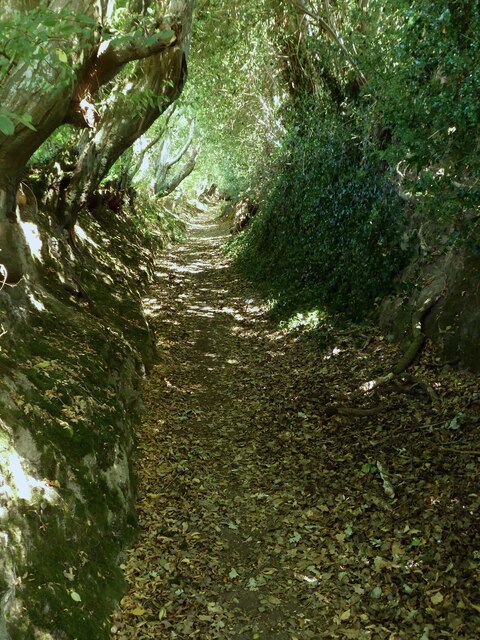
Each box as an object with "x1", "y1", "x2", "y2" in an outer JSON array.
[{"x1": 110, "y1": 208, "x2": 480, "y2": 639}]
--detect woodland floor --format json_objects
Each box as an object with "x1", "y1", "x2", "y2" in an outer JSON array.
[{"x1": 110, "y1": 208, "x2": 480, "y2": 640}]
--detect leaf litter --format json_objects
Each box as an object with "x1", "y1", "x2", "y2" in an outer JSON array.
[{"x1": 110, "y1": 210, "x2": 480, "y2": 639}]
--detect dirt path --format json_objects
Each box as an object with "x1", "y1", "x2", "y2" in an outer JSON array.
[{"x1": 110, "y1": 210, "x2": 480, "y2": 639}]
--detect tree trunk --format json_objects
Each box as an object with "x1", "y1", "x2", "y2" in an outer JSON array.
[
  {"x1": 128, "y1": 103, "x2": 177, "y2": 184},
  {"x1": 60, "y1": 1, "x2": 194, "y2": 230},
  {"x1": 156, "y1": 146, "x2": 199, "y2": 198},
  {"x1": 152, "y1": 118, "x2": 194, "y2": 193},
  {"x1": 0, "y1": 0, "x2": 99, "y2": 278},
  {"x1": 0, "y1": 179, "x2": 28, "y2": 283},
  {"x1": 0, "y1": 0, "x2": 192, "y2": 276}
]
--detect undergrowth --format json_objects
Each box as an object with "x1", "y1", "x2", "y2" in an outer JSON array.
[
  {"x1": 228, "y1": 103, "x2": 409, "y2": 322},
  {"x1": 129, "y1": 191, "x2": 187, "y2": 244}
]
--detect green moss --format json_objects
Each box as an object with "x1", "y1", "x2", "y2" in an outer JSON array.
[
  {"x1": 0, "y1": 178, "x2": 181, "y2": 636},
  {"x1": 11, "y1": 509, "x2": 127, "y2": 640}
]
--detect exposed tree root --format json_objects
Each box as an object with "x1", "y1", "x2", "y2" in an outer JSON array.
[
  {"x1": 330, "y1": 295, "x2": 442, "y2": 416},
  {"x1": 399, "y1": 372, "x2": 439, "y2": 404},
  {"x1": 361, "y1": 294, "x2": 441, "y2": 392}
]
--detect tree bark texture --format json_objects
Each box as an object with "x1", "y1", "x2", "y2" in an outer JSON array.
[
  {"x1": 156, "y1": 146, "x2": 199, "y2": 198},
  {"x1": 0, "y1": 0, "x2": 194, "y2": 276},
  {"x1": 60, "y1": 48, "x2": 189, "y2": 229},
  {"x1": 127, "y1": 103, "x2": 177, "y2": 184},
  {"x1": 60, "y1": 0, "x2": 194, "y2": 229},
  {"x1": 0, "y1": 0, "x2": 99, "y2": 279},
  {"x1": 152, "y1": 117, "x2": 194, "y2": 193}
]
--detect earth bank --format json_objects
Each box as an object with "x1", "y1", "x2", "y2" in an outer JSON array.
[{"x1": 0, "y1": 196, "x2": 183, "y2": 639}]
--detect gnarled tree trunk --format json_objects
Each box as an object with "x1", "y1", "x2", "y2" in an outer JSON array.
[
  {"x1": 60, "y1": 48, "x2": 189, "y2": 229},
  {"x1": 156, "y1": 146, "x2": 199, "y2": 198},
  {"x1": 0, "y1": 0, "x2": 99, "y2": 280},
  {"x1": 59, "y1": 0, "x2": 194, "y2": 230},
  {"x1": 152, "y1": 117, "x2": 195, "y2": 192},
  {"x1": 0, "y1": 0, "x2": 193, "y2": 278}
]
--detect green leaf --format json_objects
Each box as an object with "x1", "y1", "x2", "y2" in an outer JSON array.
[
  {"x1": 56, "y1": 49, "x2": 68, "y2": 63},
  {"x1": 0, "y1": 114, "x2": 15, "y2": 136},
  {"x1": 70, "y1": 591, "x2": 82, "y2": 602},
  {"x1": 13, "y1": 113, "x2": 36, "y2": 131},
  {"x1": 145, "y1": 31, "x2": 174, "y2": 46},
  {"x1": 371, "y1": 586, "x2": 382, "y2": 599},
  {"x1": 35, "y1": 360, "x2": 52, "y2": 369},
  {"x1": 228, "y1": 568, "x2": 239, "y2": 579},
  {"x1": 247, "y1": 577, "x2": 258, "y2": 590},
  {"x1": 431, "y1": 592, "x2": 444, "y2": 605}
]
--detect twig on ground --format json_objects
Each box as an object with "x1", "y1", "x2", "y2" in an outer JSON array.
[
  {"x1": 376, "y1": 461, "x2": 395, "y2": 499},
  {"x1": 440, "y1": 447, "x2": 480, "y2": 455}
]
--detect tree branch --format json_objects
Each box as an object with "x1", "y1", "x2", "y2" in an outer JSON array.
[
  {"x1": 129, "y1": 102, "x2": 177, "y2": 181},
  {"x1": 68, "y1": 24, "x2": 178, "y2": 127},
  {"x1": 93, "y1": 28, "x2": 177, "y2": 86},
  {"x1": 289, "y1": 0, "x2": 367, "y2": 85},
  {"x1": 156, "y1": 146, "x2": 199, "y2": 198},
  {"x1": 164, "y1": 118, "x2": 194, "y2": 170},
  {"x1": 152, "y1": 118, "x2": 195, "y2": 192}
]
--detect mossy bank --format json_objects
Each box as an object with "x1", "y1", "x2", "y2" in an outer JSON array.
[{"x1": 0, "y1": 195, "x2": 184, "y2": 639}]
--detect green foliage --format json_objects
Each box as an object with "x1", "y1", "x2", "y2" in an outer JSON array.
[
  {"x1": 0, "y1": 5, "x2": 95, "y2": 133},
  {"x1": 28, "y1": 125, "x2": 77, "y2": 166},
  {"x1": 129, "y1": 190, "x2": 186, "y2": 243},
  {"x1": 183, "y1": 0, "x2": 284, "y2": 196},
  {"x1": 0, "y1": 110, "x2": 35, "y2": 135},
  {"x1": 230, "y1": 100, "x2": 407, "y2": 319},
  {"x1": 0, "y1": 6, "x2": 95, "y2": 85},
  {"x1": 367, "y1": 0, "x2": 480, "y2": 224},
  {"x1": 190, "y1": 0, "x2": 478, "y2": 320},
  {"x1": 374, "y1": 1, "x2": 480, "y2": 170}
]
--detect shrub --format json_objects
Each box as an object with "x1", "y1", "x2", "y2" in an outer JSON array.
[{"x1": 230, "y1": 101, "x2": 408, "y2": 320}]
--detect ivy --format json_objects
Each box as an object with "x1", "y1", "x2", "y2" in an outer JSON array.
[
  {"x1": 230, "y1": 100, "x2": 408, "y2": 320},
  {"x1": 0, "y1": 6, "x2": 95, "y2": 133}
]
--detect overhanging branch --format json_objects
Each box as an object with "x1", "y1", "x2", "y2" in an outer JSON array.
[
  {"x1": 68, "y1": 23, "x2": 178, "y2": 127},
  {"x1": 93, "y1": 28, "x2": 177, "y2": 86}
]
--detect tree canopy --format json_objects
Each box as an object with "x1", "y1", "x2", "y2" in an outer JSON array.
[
  {"x1": 0, "y1": 0, "x2": 478, "y2": 306},
  {"x1": 1, "y1": 2, "x2": 480, "y2": 637}
]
